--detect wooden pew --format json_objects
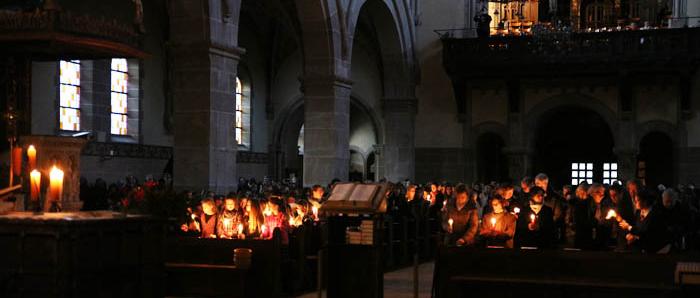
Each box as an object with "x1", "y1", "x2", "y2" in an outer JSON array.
[
  {"x1": 434, "y1": 247, "x2": 700, "y2": 298},
  {"x1": 165, "y1": 233, "x2": 282, "y2": 298}
]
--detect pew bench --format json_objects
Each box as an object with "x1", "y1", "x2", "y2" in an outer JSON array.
[{"x1": 165, "y1": 263, "x2": 247, "y2": 298}]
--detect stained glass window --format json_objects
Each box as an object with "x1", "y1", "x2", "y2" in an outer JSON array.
[
  {"x1": 235, "y1": 77, "x2": 243, "y2": 145},
  {"x1": 111, "y1": 58, "x2": 128, "y2": 135},
  {"x1": 59, "y1": 60, "x2": 81, "y2": 131}
]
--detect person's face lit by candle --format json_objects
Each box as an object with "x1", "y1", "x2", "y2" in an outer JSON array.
[
  {"x1": 531, "y1": 192, "x2": 544, "y2": 205},
  {"x1": 575, "y1": 186, "x2": 588, "y2": 200},
  {"x1": 503, "y1": 188, "x2": 513, "y2": 200},
  {"x1": 406, "y1": 186, "x2": 416, "y2": 201},
  {"x1": 202, "y1": 201, "x2": 216, "y2": 216},
  {"x1": 224, "y1": 198, "x2": 237, "y2": 212},
  {"x1": 312, "y1": 187, "x2": 325, "y2": 200},
  {"x1": 431, "y1": 184, "x2": 438, "y2": 193},
  {"x1": 455, "y1": 191, "x2": 468, "y2": 209},
  {"x1": 491, "y1": 199, "x2": 504, "y2": 214}
]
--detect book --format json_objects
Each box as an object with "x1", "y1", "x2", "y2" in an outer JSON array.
[{"x1": 322, "y1": 183, "x2": 389, "y2": 213}]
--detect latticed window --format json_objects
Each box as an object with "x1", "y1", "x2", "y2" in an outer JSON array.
[
  {"x1": 110, "y1": 58, "x2": 128, "y2": 135},
  {"x1": 603, "y1": 163, "x2": 619, "y2": 185},
  {"x1": 571, "y1": 162, "x2": 594, "y2": 185},
  {"x1": 59, "y1": 60, "x2": 81, "y2": 131}
]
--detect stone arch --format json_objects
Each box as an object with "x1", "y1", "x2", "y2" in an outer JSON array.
[
  {"x1": 295, "y1": 0, "x2": 349, "y2": 78},
  {"x1": 635, "y1": 120, "x2": 680, "y2": 148},
  {"x1": 524, "y1": 93, "x2": 618, "y2": 150}
]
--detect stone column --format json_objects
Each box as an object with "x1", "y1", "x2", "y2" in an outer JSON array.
[
  {"x1": 614, "y1": 148, "x2": 638, "y2": 182},
  {"x1": 504, "y1": 146, "x2": 533, "y2": 181},
  {"x1": 383, "y1": 98, "x2": 417, "y2": 182},
  {"x1": 301, "y1": 75, "x2": 352, "y2": 186},
  {"x1": 373, "y1": 144, "x2": 385, "y2": 181},
  {"x1": 170, "y1": 0, "x2": 243, "y2": 193}
]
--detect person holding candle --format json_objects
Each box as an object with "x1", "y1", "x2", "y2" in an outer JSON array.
[
  {"x1": 246, "y1": 199, "x2": 265, "y2": 238},
  {"x1": 217, "y1": 197, "x2": 242, "y2": 239},
  {"x1": 618, "y1": 189, "x2": 671, "y2": 253},
  {"x1": 515, "y1": 186, "x2": 554, "y2": 249},
  {"x1": 588, "y1": 183, "x2": 615, "y2": 250},
  {"x1": 480, "y1": 196, "x2": 517, "y2": 248},
  {"x1": 535, "y1": 173, "x2": 567, "y2": 244},
  {"x1": 442, "y1": 184, "x2": 479, "y2": 247},
  {"x1": 262, "y1": 199, "x2": 289, "y2": 244},
  {"x1": 197, "y1": 198, "x2": 218, "y2": 238},
  {"x1": 569, "y1": 183, "x2": 593, "y2": 249}
]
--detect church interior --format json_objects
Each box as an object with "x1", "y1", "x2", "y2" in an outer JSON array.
[{"x1": 1, "y1": 0, "x2": 700, "y2": 297}]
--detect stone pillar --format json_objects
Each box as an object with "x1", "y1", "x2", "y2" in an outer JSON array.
[
  {"x1": 504, "y1": 146, "x2": 533, "y2": 181},
  {"x1": 383, "y1": 98, "x2": 417, "y2": 182},
  {"x1": 614, "y1": 148, "x2": 638, "y2": 182},
  {"x1": 373, "y1": 144, "x2": 385, "y2": 181},
  {"x1": 170, "y1": 0, "x2": 243, "y2": 193},
  {"x1": 301, "y1": 75, "x2": 352, "y2": 186}
]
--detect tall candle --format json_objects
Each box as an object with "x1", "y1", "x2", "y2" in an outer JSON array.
[
  {"x1": 30, "y1": 170, "x2": 41, "y2": 201},
  {"x1": 27, "y1": 145, "x2": 37, "y2": 170},
  {"x1": 11, "y1": 147, "x2": 22, "y2": 176},
  {"x1": 237, "y1": 223, "x2": 244, "y2": 235},
  {"x1": 48, "y1": 166, "x2": 64, "y2": 203},
  {"x1": 261, "y1": 224, "x2": 268, "y2": 239}
]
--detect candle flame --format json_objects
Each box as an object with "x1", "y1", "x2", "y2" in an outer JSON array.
[
  {"x1": 49, "y1": 166, "x2": 64, "y2": 181},
  {"x1": 606, "y1": 209, "x2": 617, "y2": 220},
  {"x1": 490, "y1": 217, "x2": 497, "y2": 227},
  {"x1": 530, "y1": 214, "x2": 536, "y2": 222},
  {"x1": 448, "y1": 218, "x2": 454, "y2": 227},
  {"x1": 191, "y1": 214, "x2": 196, "y2": 220},
  {"x1": 513, "y1": 207, "x2": 520, "y2": 214},
  {"x1": 237, "y1": 223, "x2": 244, "y2": 234}
]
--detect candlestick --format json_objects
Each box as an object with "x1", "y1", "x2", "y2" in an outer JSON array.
[
  {"x1": 530, "y1": 213, "x2": 536, "y2": 223},
  {"x1": 48, "y1": 166, "x2": 64, "y2": 204},
  {"x1": 30, "y1": 170, "x2": 41, "y2": 201},
  {"x1": 312, "y1": 206, "x2": 319, "y2": 221},
  {"x1": 237, "y1": 223, "x2": 244, "y2": 235},
  {"x1": 490, "y1": 217, "x2": 497, "y2": 228},
  {"x1": 27, "y1": 145, "x2": 37, "y2": 171},
  {"x1": 12, "y1": 147, "x2": 22, "y2": 177}
]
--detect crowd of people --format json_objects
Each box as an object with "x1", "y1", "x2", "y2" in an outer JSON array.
[{"x1": 78, "y1": 172, "x2": 700, "y2": 254}]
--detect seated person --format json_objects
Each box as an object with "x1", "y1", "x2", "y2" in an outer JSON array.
[
  {"x1": 217, "y1": 197, "x2": 243, "y2": 239},
  {"x1": 479, "y1": 196, "x2": 517, "y2": 248},
  {"x1": 181, "y1": 198, "x2": 218, "y2": 238},
  {"x1": 442, "y1": 184, "x2": 479, "y2": 246},
  {"x1": 619, "y1": 189, "x2": 671, "y2": 253},
  {"x1": 515, "y1": 187, "x2": 554, "y2": 249},
  {"x1": 262, "y1": 199, "x2": 290, "y2": 244}
]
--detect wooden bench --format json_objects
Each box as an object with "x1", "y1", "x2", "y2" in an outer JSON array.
[
  {"x1": 434, "y1": 247, "x2": 700, "y2": 298},
  {"x1": 165, "y1": 263, "x2": 247, "y2": 298}
]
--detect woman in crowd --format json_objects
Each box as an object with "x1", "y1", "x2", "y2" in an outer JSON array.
[
  {"x1": 442, "y1": 184, "x2": 479, "y2": 246},
  {"x1": 217, "y1": 197, "x2": 243, "y2": 239},
  {"x1": 480, "y1": 196, "x2": 517, "y2": 248},
  {"x1": 588, "y1": 183, "x2": 614, "y2": 250}
]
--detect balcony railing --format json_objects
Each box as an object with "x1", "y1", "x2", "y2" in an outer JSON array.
[{"x1": 441, "y1": 27, "x2": 700, "y2": 78}]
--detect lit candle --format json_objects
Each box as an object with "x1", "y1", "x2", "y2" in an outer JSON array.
[
  {"x1": 27, "y1": 145, "x2": 37, "y2": 171},
  {"x1": 605, "y1": 209, "x2": 617, "y2": 220},
  {"x1": 237, "y1": 223, "x2": 244, "y2": 235},
  {"x1": 223, "y1": 218, "x2": 232, "y2": 235},
  {"x1": 513, "y1": 207, "x2": 520, "y2": 214},
  {"x1": 11, "y1": 147, "x2": 22, "y2": 176},
  {"x1": 490, "y1": 217, "x2": 497, "y2": 228},
  {"x1": 443, "y1": 200, "x2": 447, "y2": 208},
  {"x1": 312, "y1": 206, "x2": 319, "y2": 221},
  {"x1": 48, "y1": 166, "x2": 64, "y2": 204},
  {"x1": 30, "y1": 169, "x2": 41, "y2": 201},
  {"x1": 448, "y1": 218, "x2": 454, "y2": 232},
  {"x1": 530, "y1": 213, "x2": 536, "y2": 223},
  {"x1": 191, "y1": 214, "x2": 200, "y2": 231},
  {"x1": 261, "y1": 224, "x2": 268, "y2": 239}
]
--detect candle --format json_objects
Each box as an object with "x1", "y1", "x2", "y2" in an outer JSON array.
[
  {"x1": 191, "y1": 214, "x2": 200, "y2": 231},
  {"x1": 261, "y1": 224, "x2": 268, "y2": 239},
  {"x1": 312, "y1": 206, "x2": 319, "y2": 221},
  {"x1": 27, "y1": 145, "x2": 36, "y2": 170},
  {"x1": 48, "y1": 166, "x2": 64, "y2": 203},
  {"x1": 513, "y1": 207, "x2": 520, "y2": 214},
  {"x1": 530, "y1": 213, "x2": 536, "y2": 223},
  {"x1": 448, "y1": 218, "x2": 454, "y2": 231},
  {"x1": 30, "y1": 169, "x2": 41, "y2": 201},
  {"x1": 223, "y1": 218, "x2": 232, "y2": 235},
  {"x1": 11, "y1": 147, "x2": 22, "y2": 176},
  {"x1": 490, "y1": 217, "x2": 497, "y2": 228},
  {"x1": 237, "y1": 223, "x2": 244, "y2": 235},
  {"x1": 605, "y1": 209, "x2": 617, "y2": 220}
]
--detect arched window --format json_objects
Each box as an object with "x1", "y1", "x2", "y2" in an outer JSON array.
[
  {"x1": 59, "y1": 60, "x2": 81, "y2": 131},
  {"x1": 111, "y1": 58, "x2": 128, "y2": 135},
  {"x1": 235, "y1": 76, "x2": 251, "y2": 148}
]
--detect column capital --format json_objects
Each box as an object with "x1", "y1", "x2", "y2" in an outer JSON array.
[{"x1": 170, "y1": 41, "x2": 246, "y2": 61}]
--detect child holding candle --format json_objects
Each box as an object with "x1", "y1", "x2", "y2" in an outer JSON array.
[
  {"x1": 480, "y1": 196, "x2": 517, "y2": 248},
  {"x1": 217, "y1": 197, "x2": 243, "y2": 239}
]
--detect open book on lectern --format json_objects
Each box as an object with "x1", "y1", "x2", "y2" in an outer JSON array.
[{"x1": 322, "y1": 182, "x2": 388, "y2": 213}]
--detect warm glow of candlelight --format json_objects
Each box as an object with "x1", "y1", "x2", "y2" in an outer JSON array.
[
  {"x1": 12, "y1": 147, "x2": 22, "y2": 176},
  {"x1": 48, "y1": 166, "x2": 64, "y2": 203},
  {"x1": 30, "y1": 170, "x2": 41, "y2": 201},
  {"x1": 312, "y1": 206, "x2": 319, "y2": 221},
  {"x1": 261, "y1": 224, "x2": 268, "y2": 238},
  {"x1": 513, "y1": 207, "x2": 520, "y2": 214},
  {"x1": 191, "y1": 213, "x2": 197, "y2": 220},
  {"x1": 490, "y1": 217, "x2": 497, "y2": 228},
  {"x1": 448, "y1": 218, "x2": 454, "y2": 230},
  {"x1": 606, "y1": 209, "x2": 617, "y2": 220},
  {"x1": 223, "y1": 218, "x2": 232, "y2": 234},
  {"x1": 530, "y1": 213, "x2": 536, "y2": 223},
  {"x1": 237, "y1": 223, "x2": 244, "y2": 235},
  {"x1": 27, "y1": 145, "x2": 37, "y2": 170}
]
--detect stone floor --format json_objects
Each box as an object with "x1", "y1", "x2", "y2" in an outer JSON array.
[{"x1": 297, "y1": 262, "x2": 435, "y2": 298}]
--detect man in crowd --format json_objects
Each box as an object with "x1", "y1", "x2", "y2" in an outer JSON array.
[
  {"x1": 619, "y1": 189, "x2": 671, "y2": 253},
  {"x1": 480, "y1": 196, "x2": 517, "y2": 248},
  {"x1": 515, "y1": 186, "x2": 554, "y2": 248},
  {"x1": 443, "y1": 184, "x2": 479, "y2": 246},
  {"x1": 535, "y1": 173, "x2": 566, "y2": 243}
]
